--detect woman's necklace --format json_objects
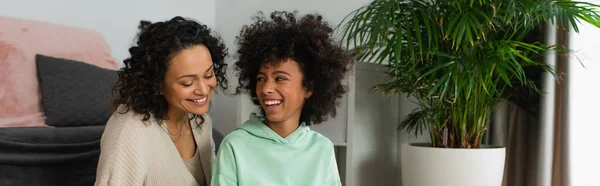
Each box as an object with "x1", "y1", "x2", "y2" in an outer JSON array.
[{"x1": 164, "y1": 114, "x2": 188, "y2": 142}]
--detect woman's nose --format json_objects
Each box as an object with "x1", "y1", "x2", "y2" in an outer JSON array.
[{"x1": 194, "y1": 81, "x2": 209, "y2": 95}]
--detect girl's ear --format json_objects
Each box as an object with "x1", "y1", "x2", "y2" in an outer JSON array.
[{"x1": 303, "y1": 81, "x2": 313, "y2": 99}]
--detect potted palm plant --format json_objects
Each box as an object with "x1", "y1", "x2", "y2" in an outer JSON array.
[{"x1": 338, "y1": 0, "x2": 600, "y2": 186}]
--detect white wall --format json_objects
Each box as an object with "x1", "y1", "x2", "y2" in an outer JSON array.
[
  {"x1": 353, "y1": 63, "x2": 429, "y2": 186},
  {"x1": 0, "y1": 0, "x2": 216, "y2": 65},
  {"x1": 567, "y1": 0, "x2": 600, "y2": 184}
]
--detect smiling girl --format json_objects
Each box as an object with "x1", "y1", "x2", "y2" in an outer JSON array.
[{"x1": 211, "y1": 11, "x2": 354, "y2": 186}]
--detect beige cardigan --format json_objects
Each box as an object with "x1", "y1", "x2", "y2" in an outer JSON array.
[{"x1": 95, "y1": 106, "x2": 215, "y2": 186}]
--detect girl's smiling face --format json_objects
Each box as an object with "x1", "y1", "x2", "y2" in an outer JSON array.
[{"x1": 256, "y1": 59, "x2": 312, "y2": 124}]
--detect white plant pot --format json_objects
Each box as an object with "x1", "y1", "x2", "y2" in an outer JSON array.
[{"x1": 400, "y1": 143, "x2": 506, "y2": 186}]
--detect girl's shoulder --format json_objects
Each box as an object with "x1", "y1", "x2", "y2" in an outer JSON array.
[{"x1": 305, "y1": 130, "x2": 335, "y2": 148}]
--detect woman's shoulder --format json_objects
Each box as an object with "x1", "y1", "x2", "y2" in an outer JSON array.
[
  {"x1": 102, "y1": 105, "x2": 156, "y2": 142},
  {"x1": 108, "y1": 105, "x2": 154, "y2": 125}
]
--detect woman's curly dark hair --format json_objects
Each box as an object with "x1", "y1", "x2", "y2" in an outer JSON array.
[
  {"x1": 235, "y1": 11, "x2": 354, "y2": 125},
  {"x1": 113, "y1": 16, "x2": 228, "y2": 123}
]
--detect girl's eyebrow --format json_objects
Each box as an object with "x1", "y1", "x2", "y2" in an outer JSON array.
[
  {"x1": 272, "y1": 71, "x2": 291, "y2": 76},
  {"x1": 257, "y1": 71, "x2": 291, "y2": 76}
]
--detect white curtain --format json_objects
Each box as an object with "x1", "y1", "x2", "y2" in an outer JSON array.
[
  {"x1": 488, "y1": 22, "x2": 568, "y2": 186},
  {"x1": 566, "y1": 1, "x2": 600, "y2": 184}
]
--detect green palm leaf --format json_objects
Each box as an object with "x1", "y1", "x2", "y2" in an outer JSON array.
[{"x1": 338, "y1": 0, "x2": 600, "y2": 148}]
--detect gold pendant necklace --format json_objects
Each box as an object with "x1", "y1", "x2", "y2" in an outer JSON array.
[{"x1": 163, "y1": 114, "x2": 188, "y2": 142}]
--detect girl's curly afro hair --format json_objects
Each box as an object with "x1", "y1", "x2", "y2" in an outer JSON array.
[
  {"x1": 113, "y1": 16, "x2": 228, "y2": 122},
  {"x1": 235, "y1": 11, "x2": 354, "y2": 125}
]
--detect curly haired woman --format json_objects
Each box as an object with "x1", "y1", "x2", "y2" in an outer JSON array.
[
  {"x1": 211, "y1": 11, "x2": 354, "y2": 186},
  {"x1": 95, "y1": 16, "x2": 228, "y2": 186}
]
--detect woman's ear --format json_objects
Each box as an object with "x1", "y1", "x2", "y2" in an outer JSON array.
[
  {"x1": 158, "y1": 83, "x2": 164, "y2": 95},
  {"x1": 304, "y1": 90, "x2": 313, "y2": 99}
]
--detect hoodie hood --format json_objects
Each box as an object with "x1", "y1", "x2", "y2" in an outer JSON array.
[{"x1": 239, "y1": 109, "x2": 309, "y2": 145}]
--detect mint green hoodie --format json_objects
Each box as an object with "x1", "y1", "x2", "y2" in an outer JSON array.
[{"x1": 211, "y1": 112, "x2": 342, "y2": 186}]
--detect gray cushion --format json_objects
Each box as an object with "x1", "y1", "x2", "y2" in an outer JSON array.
[{"x1": 35, "y1": 54, "x2": 117, "y2": 127}]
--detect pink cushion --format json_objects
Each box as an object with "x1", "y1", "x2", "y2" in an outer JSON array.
[{"x1": 0, "y1": 16, "x2": 118, "y2": 127}]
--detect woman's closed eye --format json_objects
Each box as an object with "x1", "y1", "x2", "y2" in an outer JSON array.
[
  {"x1": 181, "y1": 81, "x2": 194, "y2": 87},
  {"x1": 203, "y1": 73, "x2": 214, "y2": 79}
]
